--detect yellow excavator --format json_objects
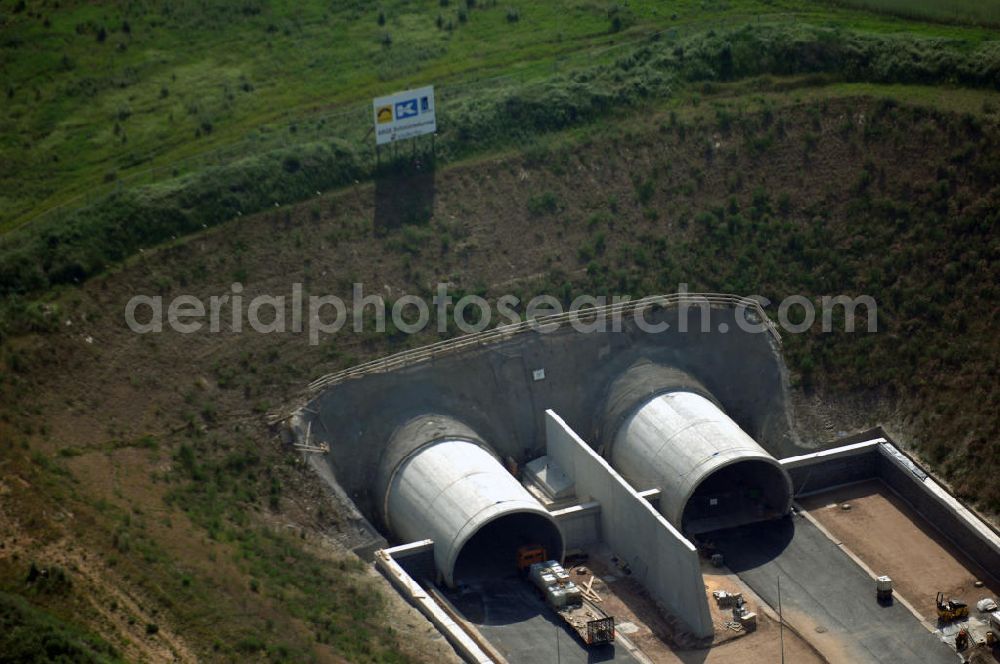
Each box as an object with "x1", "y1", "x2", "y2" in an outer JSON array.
[{"x1": 936, "y1": 592, "x2": 969, "y2": 622}]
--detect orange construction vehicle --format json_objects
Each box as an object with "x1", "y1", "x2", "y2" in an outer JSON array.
[{"x1": 516, "y1": 545, "x2": 547, "y2": 572}]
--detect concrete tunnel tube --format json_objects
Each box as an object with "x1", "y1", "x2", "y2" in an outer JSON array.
[
  {"x1": 376, "y1": 415, "x2": 564, "y2": 587},
  {"x1": 608, "y1": 390, "x2": 793, "y2": 535}
]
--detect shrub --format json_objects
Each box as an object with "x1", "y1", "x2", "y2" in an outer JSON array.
[
  {"x1": 25, "y1": 563, "x2": 72, "y2": 595},
  {"x1": 635, "y1": 179, "x2": 655, "y2": 205},
  {"x1": 527, "y1": 192, "x2": 559, "y2": 215},
  {"x1": 778, "y1": 192, "x2": 792, "y2": 215},
  {"x1": 0, "y1": 592, "x2": 119, "y2": 663},
  {"x1": 388, "y1": 225, "x2": 433, "y2": 255}
]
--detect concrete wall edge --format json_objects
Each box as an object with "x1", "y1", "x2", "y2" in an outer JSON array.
[
  {"x1": 779, "y1": 438, "x2": 885, "y2": 468},
  {"x1": 375, "y1": 547, "x2": 497, "y2": 664},
  {"x1": 877, "y1": 444, "x2": 1000, "y2": 555}
]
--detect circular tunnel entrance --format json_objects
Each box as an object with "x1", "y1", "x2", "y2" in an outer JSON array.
[
  {"x1": 453, "y1": 512, "x2": 564, "y2": 584},
  {"x1": 378, "y1": 417, "x2": 566, "y2": 588},
  {"x1": 607, "y1": 388, "x2": 794, "y2": 534},
  {"x1": 681, "y1": 459, "x2": 793, "y2": 535}
]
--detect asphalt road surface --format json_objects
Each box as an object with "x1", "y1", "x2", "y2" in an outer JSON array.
[
  {"x1": 446, "y1": 575, "x2": 638, "y2": 664},
  {"x1": 711, "y1": 515, "x2": 959, "y2": 664}
]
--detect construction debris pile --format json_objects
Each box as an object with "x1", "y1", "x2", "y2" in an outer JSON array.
[
  {"x1": 714, "y1": 589, "x2": 757, "y2": 632},
  {"x1": 526, "y1": 560, "x2": 616, "y2": 645},
  {"x1": 529, "y1": 561, "x2": 582, "y2": 609}
]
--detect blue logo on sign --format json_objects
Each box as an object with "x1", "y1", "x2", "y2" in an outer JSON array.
[
  {"x1": 420, "y1": 96, "x2": 429, "y2": 112},
  {"x1": 395, "y1": 98, "x2": 418, "y2": 119}
]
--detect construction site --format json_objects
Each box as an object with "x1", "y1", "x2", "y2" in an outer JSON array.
[{"x1": 286, "y1": 295, "x2": 1000, "y2": 664}]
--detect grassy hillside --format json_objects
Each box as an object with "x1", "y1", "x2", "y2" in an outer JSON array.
[
  {"x1": 8, "y1": 0, "x2": 982, "y2": 231},
  {"x1": 2, "y1": 0, "x2": 999, "y2": 261},
  {"x1": 4, "y1": 18, "x2": 1000, "y2": 303},
  {"x1": 831, "y1": 0, "x2": 1000, "y2": 27},
  {"x1": 0, "y1": 591, "x2": 122, "y2": 663},
  {"x1": 1, "y1": 0, "x2": 999, "y2": 661}
]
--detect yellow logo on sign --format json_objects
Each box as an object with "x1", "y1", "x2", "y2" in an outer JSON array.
[{"x1": 376, "y1": 105, "x2": 393, "y2": 123}]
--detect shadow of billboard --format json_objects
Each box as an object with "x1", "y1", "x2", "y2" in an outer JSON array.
[{"x1": 373, "y1": 151, "x2": 436, "y2": 234}]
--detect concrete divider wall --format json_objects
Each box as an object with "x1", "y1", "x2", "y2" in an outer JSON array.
[
  {"x1": 876, "y1": 444, "x2": 1000, "y2": 583},
  {"x1": 544, "y1": 410, "x2": 713, "y2": 639}
]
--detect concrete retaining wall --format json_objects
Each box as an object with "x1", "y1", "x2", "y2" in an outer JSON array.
[
  {"x1": 376, "y1": 544, "x2": 495, "y2": 664},
  {"x1": 876, "y1": 444, "x2": 1000, "y2": 584},
  {"x1": 780, "y1": 437, "x2": 1000, "y2": 585},
  {"x1": 781, "y1": 440, "x2": 882, "y2": 496},
  {"x1": 544, "y1": 410, "x2": 713, "y2": 639},
  {"x1": 298, "y1": 304, "x2": 796, "y2": 522},
  {"x1": 386, "y1": 539, "x2": 438, "y2": 584}
]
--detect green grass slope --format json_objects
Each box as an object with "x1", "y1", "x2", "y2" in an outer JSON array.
[
  {"x1": 831, "y1": 0, "x2": 1000, "y2": 28},
  {"x1": 0, "y1": 591, "x2": 122, "y2": 664},
  {"x1": 2, "y1": 0, "x2": 1000, "y2": 299}
]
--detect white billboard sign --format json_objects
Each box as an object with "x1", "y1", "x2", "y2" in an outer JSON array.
[{"x1": 373, "y1": 85, "x2": 436, "y2": 146}]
